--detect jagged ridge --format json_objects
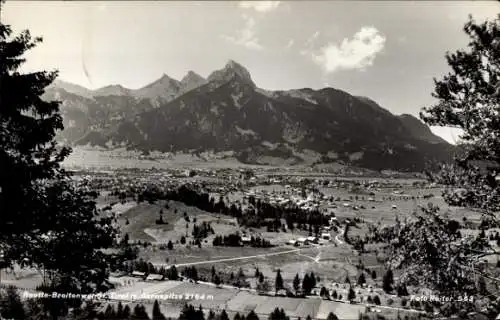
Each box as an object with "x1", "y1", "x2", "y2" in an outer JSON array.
[{"x1": 46, "y1": 60, "x2": 454, "y2": 171}]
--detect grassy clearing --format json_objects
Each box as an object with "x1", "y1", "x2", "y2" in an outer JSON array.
[
  {"x1": 317, "y1": 300, "x2": 367, "y2": 319},
  {"x1": 0, "y1": 267, "x2": 42, "y2": 290},
  {"x1": 118, "y1": 201, "x2": 173, "y2": 242},
  {"x1": 63, "y1": 147, "x2": 272, "y2": 170},
  {"x1": 141, "y1": 244, "x2": 294, "y2": 265},
  {"x1": 118, "y1": 200, "x2": 240, "y2": 243}
]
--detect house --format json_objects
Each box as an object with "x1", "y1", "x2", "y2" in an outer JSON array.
[
  {"x1": 321, "y1": 233, "x2": 331, "y2": 240},
  {"x1": 241, "y1": 236, "x2": 252, "y2": 244},
  {"x1": 307, "y1": 236, "x2": 318, "y2": 243},
  {"x1": 110, "y1": 271, "x2": 127, "y2": 278},
  {"x1": 275, "y1": 289, "x2": 288, "y2": 297},
  {"x1": 297, "y1": 237, "x2": 308, "y2": 245},
  {"x1": 146, "y1": 273, "x2": 164, "y2": 281},
  {"x1": 131, "y1": 271, "x2": 146, "y2": 278},
  {"x1": 287, "y1": 239, "x2": 297, "y2": 246}
]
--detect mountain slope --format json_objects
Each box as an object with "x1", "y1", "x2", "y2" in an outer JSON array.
[
  {"x1": 42, "y1": 86, "x2": 155, "y2": 145},
  {"x1": 49, "y1": 80, "x2": 95, "y2": 99},
  {"x1": 48, "y1": 60, "x2": 454, "y2": 171},
  {"x1": 94, "y1": 84, "x2": 132, "y2": 97},
  {"x1": 180, "y1": 71, "x2": 207, "y2": 94},
  {"x1": 398, "y1": 114, "x2": 447, "y2": 144},
  {"x1": 132, "y1": 74, "x2": 182, "y2": 106}
]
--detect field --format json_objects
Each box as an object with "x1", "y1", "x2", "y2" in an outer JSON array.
[
  {"x1": 101, "y1": 277, "x2": 427, "y2": 320},
  {"x1": 63, "y1": 147, "x2": 279, "y2": 171},
  {"x1": 105, "y1": 168, "x2": 499, "y2": 302},
  {"x1": 7, "y1": 154, "x2": 497, "y2": 320},
  {"x1": 110, "y1": 178, "x2": 491, "y2": 291},
  {"x1": 0, "y1": 267, "x2": 42, "y2": 290},
  {"x1": 118, "y1": 200, "x2": 239, "y2": 243},
  {"x1": 104, "y1": 279, "x2": 371, "y2": 320}
]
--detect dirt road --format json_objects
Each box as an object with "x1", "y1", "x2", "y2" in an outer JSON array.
[{"x1": 152, "y1": 243, "x2": 340, "y2": 268}]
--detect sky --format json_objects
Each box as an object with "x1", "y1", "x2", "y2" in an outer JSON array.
[{"x1": 3, "y1": 1, "x2": 500, "y2": 144}]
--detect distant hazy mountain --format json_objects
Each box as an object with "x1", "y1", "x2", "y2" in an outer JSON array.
[
  {"x1": 133, "y1": 74, "x2": 182, "y2": 106},
  {"x1": 49, "y1": 80, "x2": 95, "y2": 99},
  {"x1": 180, "y1": 71, "x2": 207, "y2": 94},
  {"x1": 132, "y1": 71, "x2": 207, "y2": 105},
  {"x1": 94, "y1": 84, "x2": 132, "y2": 97},
  {"x1": 46, "y1": 60, "x2": 455, "y2": 171}
]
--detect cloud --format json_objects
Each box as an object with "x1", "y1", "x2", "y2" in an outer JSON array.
[
  {"x1": 221, "y1": 14, "x2": 264, "y2": 50},
  {"x1": 239, "y1": 1, "x2": 281, "y2": 13},
  {"x1": 306, "y1": 31, "x2": 320, "y2": 46},
  {"x1": 300, "y1": 31, "x2": 320, "y2": 55},
  {"x1": 307, "y1": 27, "x2": 386, "y2": 73}
]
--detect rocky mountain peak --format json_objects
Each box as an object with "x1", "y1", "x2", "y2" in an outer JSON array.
[
  {"x1": 145, "y1": 74, "x2": 180, "y2": 88},
  {"x1": 182, "y1": 71, "x2": 204, "y2": 81},
  {"x1": 180, "y1": 71, "x2": 207, "y2": 93},
  {"x1": 132, "y1": 74, "x2": 181, "y2": 103},
  {"x1": 94, "y1": 84, "x2": 131, "y2": 96},
  {"x1": 207, "y1": 60, "x2": 255, "y2": 88},
  {"x1": 49, "y1": 79, "x2": 95, "y2": 99}
]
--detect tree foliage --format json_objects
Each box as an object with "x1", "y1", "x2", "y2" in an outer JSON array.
[
  {"x1": 246, "y1": 310, "x2": 259, "y2": 320},
  {"x1": 152, "y1": 300, "x2": 166, "y2": 320},
  {"x1": 301, "y1": 272, "x2": 316, "y2": 295},
  {"x1": 268, "y1": 308, "x2": 289, "y2": 320},
  {"x1": 380, "y1": 14, "x2": 500, "y2": 315},
  {"x1": 420, "y1": 14, "x2": 500, "y2": 214},
  {"x1": 178, "y1": 304, "x2": 204, "y2": 320},
  {"x1": 347, "y1": 286, "x2": 356, "y2": 301},
  {"x1": 382, "y1": 269, "x2": 394, "y2": 293},
  {"x1": 293, "y1": 273, "x2": 300, "y2": 294},
  {"x1": 275, "y1": 269, "x2": 283, "y2": 293},
  {"x1": 131, "y1": 304, "x2": 150, "y2": 320},
  {"x1": 0, "y1": 286, "x2": 25, "y2": 320},
  {"x1": 0, "y1": 18, "x2": 117, "y2": 294},
  {"x1": 326, "y1": 312, "x2": 339, "y2": 320}
]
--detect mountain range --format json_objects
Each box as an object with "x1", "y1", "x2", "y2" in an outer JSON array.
[{"x1": 44, "y1": 60, "x2": 455, "y2": 171}]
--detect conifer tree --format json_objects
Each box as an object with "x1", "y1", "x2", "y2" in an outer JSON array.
[
  {"x1": 348, "y1": 286, "x2": 356, "y2": 301},
  {"x1": 152, "y1": 300, "x2": 166, "y2": 320},
  {"x1": 0, "y1": 10, "x2": 117, "y2": 299},
  {"x1": 275, "y1": 269, "x2": 283, "y2": 293},
  {"x1": 0, "y1": 286, "x2": 25, "y2": 320},
  {"x1": 220, "y1": 309, "x2": 230, "y2": 320},
  {"x1": 246, "y1": 310, "x2": 259, "y2": 320},
  {"x1": 382, "y1": 269, "x2": 394, "y2": 293},
  {"x1": 384, "y1": 16, "x2": 500, "y2": 307},
  {"x1": 293, "y1": 273, "x2": 301, "y2": 295},
  {"x1": 327, "y1": 312, "x2": 339, "y2": 320}
]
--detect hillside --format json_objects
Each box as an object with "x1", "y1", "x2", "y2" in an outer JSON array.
[{"x1": 45, "y1": 60, "x2": 455, "y2": 171}]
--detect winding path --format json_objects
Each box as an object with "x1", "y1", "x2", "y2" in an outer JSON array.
[{"x1": 152, "y1": 242, "x2": 341, "y2": 268}]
